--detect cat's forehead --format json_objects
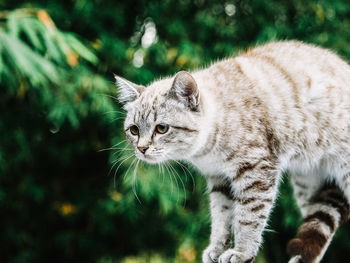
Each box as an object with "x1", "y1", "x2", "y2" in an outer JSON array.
[
  {"x1": 133, "y1": 78, "x2": 173, "y2": 110},
  {"x1": 135, "y1": 91, "x2": 164, "y2": 113},
  {"x1": 125, "y1": 87, "x2": 170, "y2": 125},
  {"x1": 142, "y1": 78, "x2": 173, "y2": 99}
]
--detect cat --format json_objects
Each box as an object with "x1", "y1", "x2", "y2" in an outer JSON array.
[{"x1": 115, "y1": 41, "x2": 350, "y2": 263}]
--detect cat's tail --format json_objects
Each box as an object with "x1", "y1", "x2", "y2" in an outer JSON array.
[
  {"x1": 288, "y1": 255, "x2": 302, "y2": 263},
  {"x1": 287, "y1": 183, "x2": 350, "y2": 263}
]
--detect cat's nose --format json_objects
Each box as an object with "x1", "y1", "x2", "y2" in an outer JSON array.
[{"x1": 137, "y1": 146, "x2": 149, "y2": 154}]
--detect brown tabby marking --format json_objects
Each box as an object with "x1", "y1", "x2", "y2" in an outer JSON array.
[
  {"x1": 239, "y1": 197, "x2": 257, "y2": 205},
  {"x1": 244, "y1": 257, "x2": 255, "y2": 263},
  {"x1": 234, "y1": 60, "x2": 245, "y2": 76},
  {"x1": 211, "y1": 184, "x2": 234, "y2": 200},
  {"x1": 303, "y1": 211, "x2": 335, "y2": 232},
  {"x1": 235, "y1": 161, "x2": 263, "y2": 179},
  {"x1": 243, "y1": 180, "x2": 274, "y2": 192},
  {"x1": 250, "y1": 204, "x2": 265, "y2": 212},
  {"x1": 172, "y1": 126, "x2": 199, "y2": 133},
  {"x1": 153, "y1": 109, "x2": 158, "y2": 122},
  {"x1": 225, "y1": 149, "x2": 238, "y2": 162},
  {"x1": 287, "y1": 229, "x2": 327, "y2": 263},
  {"x1": 294, "y1": 180, "x2": 308, "y2": 189},
  {"x1": 307, "y1": 77, "x2": 312, "y2": 88},
  {"x1": 257, "y1": 55, "x2": 300, "y2": 105},
  {"x1": 312, "y1": 185, "x2": 350, "y2": 224},
  {"x1": 239, "y1": 220, "x2": 255, "y2": 226}
]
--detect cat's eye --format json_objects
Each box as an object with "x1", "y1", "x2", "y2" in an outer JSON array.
[
  {"x1": 129, "y1": 125, "x2": 139, "y2": 136},
  {"x1": 155, "y1": 124, "x2": 169, "y2": 134}
]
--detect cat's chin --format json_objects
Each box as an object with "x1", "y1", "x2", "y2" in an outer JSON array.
[{"x1": 136, "y1": 155, "x2": 166, "y2": 164}]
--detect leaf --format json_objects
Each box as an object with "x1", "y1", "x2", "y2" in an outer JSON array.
[
  {"x1": 19, "y1": 17, "x2": 44, "y2": 51},
  {"x1": 0, "y1": 29, "x2": 60, "y2": 85},
  {"x1": 7, "y1": 12, "x2": 20, "y2": 37},
  {"x1": 0, "y1": 44, "x2": 4, "y2": 82},
  {"x1": 63, "y1": 33, "x2": 99, "y2": 64},
  {"x1": 42, "y1": 29, "x2": 65, "y2": 63}
]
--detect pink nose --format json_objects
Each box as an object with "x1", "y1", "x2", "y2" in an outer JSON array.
[{"x1": 137, "y1": 146, "x2": 149, "y2": 154}]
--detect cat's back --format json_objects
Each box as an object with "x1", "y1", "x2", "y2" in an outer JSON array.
[
  {"x1": 198, "y1": 41, "x2": 350, "y2": 167},
  {"x1": 235, "y1": 41, "x2": 350, "y2": 121},
  {"x1": 236, "y1": 40, "x2": 350, "y2": 91},
  {"x1": 203, "y1": 41, "x2": 350, "y2": 121},
  {"x1": 202, "y1": 41, "x2": 350, "y2": 110},
  {"x1": 242, "y1": 40, "x2": 350, "y2": 74},
  {"x1": 206, "y1": 40, "x2": 350, "y2": 91},
  {"x1": 233, "y1": 41, "x2": 350, "y2": 115}
]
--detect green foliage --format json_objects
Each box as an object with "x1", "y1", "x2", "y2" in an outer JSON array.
[{"x1": 1, "y1": 1, "x2": 350, "y2": 263}]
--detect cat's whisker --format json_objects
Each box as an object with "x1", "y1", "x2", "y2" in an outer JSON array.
[
  {"x1": 99, "y1": 146, "x2": 132, "y2": 152},
  {"x1": 123, "y1": 157, "x2": 138, "y2": 180},
  {"x1": 112, "y1": 147, "x2": 134, "y2": 158},
  {"x1": 100, "y1": 93, "x2": 122, "y2": 102},
  {"x1": 113, "y1": 153, "x2": 134, "y2": 171},
  {"x1": 165, "y1": 162, "x2": 181, "y2": 204},
  {"x1": 109, "y1": 139, "x2": 128, "y2": 149},
  {"x1": 98, "y1": 147, "x2": 114, "y2": 152},
  {"x1": 99, "y1": 139, "x2": 128, "y2": 152},
  {"x1": 162, "y1": 153, "x2": 188, "y2": 205},
  {"x1": 114, "y1": 155, "x2": 135, "y2": 188},
  {"x1": 111, "y1": 147, "x2": 133, "y2": 151},
  {"x1": 109, "y1": 146, "x2": 134, "y2": 152},
  {"x1": 109, "y1": 156, "x2": 131, "y2": 174},
  {"x1": 263, "y1": 228, "x2": 277, "y2": 233},
  {"x1": 163, "y1": 162, "x2": 175, "y2": 196},
  {"x1": 111, "y1": 116, "x2": 127, "y2": 122},
  {"x1": 121, "y1": 157, "x2": 138, "y2": 191},
  {"x1": 173, "y1": 159, "x2": 195, "y2": 193},
  {"x1": 111, "y1": 151, "x2": 134, "y2": 164},
  {"x1": 103, "y1": 110, "x2": 126, "y2": 115},
  {"x1": 171, "y1": 166, "x2": 181, "y2": 205},
  {"x1": 110, "y1": 141, "x2": 133, "y2": 157},
  {"x1": 157, "y1": 163, "x2": 162, "y2": 183},
  {"x1": 132, "y1": 159, "x2": 142, "y2": 204},
  {"x1": 168, "y1": 161, "x2": 187, "y2": 207},
  {"x1": 107, "y1": 153, "x2": 134, "y2": 177},
  {"x1": 111, "y1": 153, "x2": 135, "y2": 187},
  {"x1": 160, "y1": 162, "x2": 166, "y2": 185},
  {"x1": 157, "y1": 162, "x2": 166, "y2": 186},
  {"x1": 107, "y1": 154, "x2": 133, "y2": 188}
]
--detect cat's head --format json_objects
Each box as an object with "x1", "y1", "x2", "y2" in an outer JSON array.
[{"x1": 115, "y1": 71, "x2": 202, "y2": 164}]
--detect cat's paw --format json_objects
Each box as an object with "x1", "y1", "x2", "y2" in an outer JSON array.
[
  {"x1": 202, "y1": 245, "x2": 224, "y2": 263},
  {"x1": 218, "y1": 249, "x2": 254, "y2": 263}
]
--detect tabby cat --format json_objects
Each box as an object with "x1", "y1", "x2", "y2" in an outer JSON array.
[{"x1": 115, "y1": 41, "x2": 350, "y2": 263}]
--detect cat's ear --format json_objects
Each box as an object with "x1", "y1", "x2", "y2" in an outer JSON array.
[
  {"x1": 169, "y1": 71, "x2": 200, "y2": 111},
  {"x1": 114, "y1": 74, "x2": 145, "y2": 104}
]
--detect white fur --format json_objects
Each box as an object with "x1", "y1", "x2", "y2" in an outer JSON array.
[{"x1": 119, "y1": 41, "x2": 350, "y2": 263}]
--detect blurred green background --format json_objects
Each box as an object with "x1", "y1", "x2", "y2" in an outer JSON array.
[{"x1": 1, "y1": 0, "x2": 350, "y2": 262}]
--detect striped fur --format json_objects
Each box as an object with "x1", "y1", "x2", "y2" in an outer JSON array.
[
  {"x1": 288, "y1": 182, "x2": 350, "y2": 263},
  {"x1": 117, "y1": 41, "x2": 350, "y2": 263}
]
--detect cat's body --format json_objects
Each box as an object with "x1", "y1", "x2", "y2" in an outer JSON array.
[{"x1": 116, "y1": 41, "x2": 350, "y2": 263}]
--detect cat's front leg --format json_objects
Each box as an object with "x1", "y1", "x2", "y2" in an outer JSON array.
[
  {"x1": 203, "y1": 177, "x2": 234, "y2": 263},
  {"x1": 218, "y1": 159, "x2": 279, "y2": 263}
]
